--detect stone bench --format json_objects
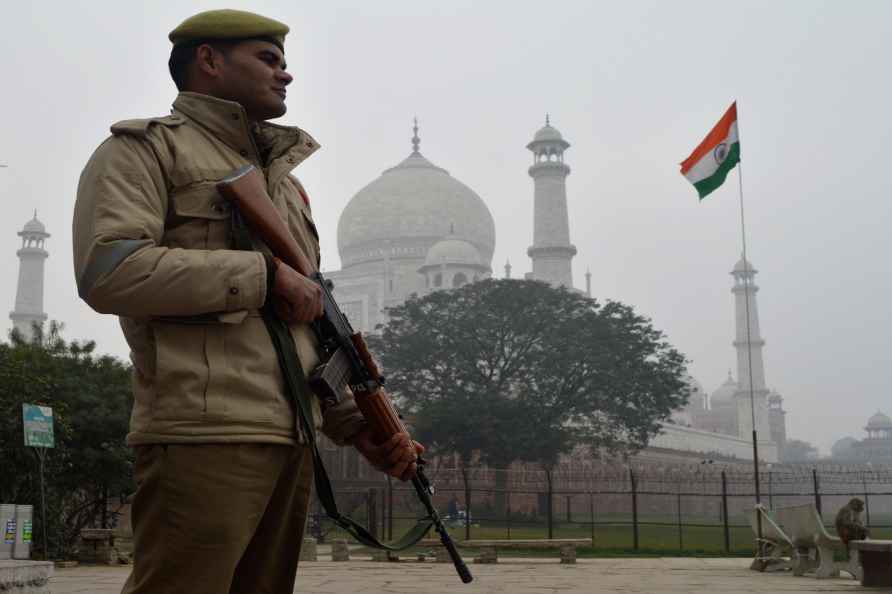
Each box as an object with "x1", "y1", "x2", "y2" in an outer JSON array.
[
  {"x1": 748, "y1": 504, "x2": 793, "y2": 572},
  {"x1": 851, "y1": 540, "x2": 892, "y2": 587},
  {"x1": 458, "y1": 538, "x2": 591, "y2": 564},
  {"x1": 775, "y1": 504, "x2": 860, "y2": 580},
  {"x1": 77, "y1": 529, "x2": 117, "y2": 565},
  {"x1": 417, "y1": 538, "x2": 452, "y2": 563}
]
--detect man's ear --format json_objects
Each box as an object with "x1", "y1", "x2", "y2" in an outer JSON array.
[{"x1": 194, "y1": 44, "x2": 224, "y2": 79}]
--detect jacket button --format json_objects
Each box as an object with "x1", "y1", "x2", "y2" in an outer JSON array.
[
  {"x1": 229, "y1": 287, "x2": 239, "y2": 295},
  {"x1": 239, "y1": 149, "x2": 249, "y2": 157},
  {"x1": 231, "y1": 113, "x2": 239, "y2": 120},
  {"x1": 305, "y1": 141, "x2": 313, "y2": 148},
  {"x1": 286, "y1": 156, "x2": 295, "y2": 164}
]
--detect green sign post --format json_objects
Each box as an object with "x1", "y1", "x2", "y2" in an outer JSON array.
[
  {"x1": 23, "y1": 404, "x2": 54, "y2": 448},
  {"x1": 22, "y1": 404, "x2": 53, "y2": 559}
]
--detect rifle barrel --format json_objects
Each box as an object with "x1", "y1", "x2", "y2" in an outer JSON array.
[{"x1": 412, "y1": 473, "x2": 473, "y2": 583}]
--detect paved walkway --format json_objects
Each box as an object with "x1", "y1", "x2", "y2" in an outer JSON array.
[{"x1": 51, "y1": 558, "x2": 866, "y2": 593}]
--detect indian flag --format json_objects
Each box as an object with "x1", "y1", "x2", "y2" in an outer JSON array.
[{"x1": 681, "y1": 102, "x2": 740, "y2": 200}]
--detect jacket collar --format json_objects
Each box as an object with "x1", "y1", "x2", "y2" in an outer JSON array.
[{"x1": 172, "y1": 92, "x2": 320, "y2": 169}]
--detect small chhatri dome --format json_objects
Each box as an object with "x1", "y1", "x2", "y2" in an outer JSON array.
[
  {"x1": 733, "y1": 255, "x2": 756, "y2": 274},
  {"x1": 531, "y1": 114, "x2": 566, "y2": 142},
  {"x1": 710, "y1": 370, "x2": 738, "y2": 406},
  {"x1": 22, "y1": 211, "x2": 47, "y2": 235},
  {"x1": 527, "y1": 115, "x2": 571, "y2": 153},
  {"x1": 424, "y1": 235, "x2": 483, "y2": 268},
  {"x1": 866, "y1": 411, "x2": 892, "y2": 429}
]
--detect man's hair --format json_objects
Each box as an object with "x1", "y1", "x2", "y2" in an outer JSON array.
[{"x1": 168, "y1": 39, "x2": 237, "y2": 91}]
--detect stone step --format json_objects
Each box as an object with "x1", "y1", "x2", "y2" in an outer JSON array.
[{"x1": 0, "y1": 559, "x2": 54, "y2": 594}]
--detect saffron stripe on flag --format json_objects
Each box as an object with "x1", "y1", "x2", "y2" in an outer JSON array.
[{"x1": 680, "y1": 102, "x2": 738, "y2": 175}]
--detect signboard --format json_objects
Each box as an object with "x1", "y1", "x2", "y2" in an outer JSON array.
[
  {"x1": 22, "y1": 520, "x2": 32, "y2": 544},
  {"x1": 22, "y1": 404, "x2": 54, "y2": 448},
  {"x1": 3, "y1": 519, "x2": 14, "y2": 544}
]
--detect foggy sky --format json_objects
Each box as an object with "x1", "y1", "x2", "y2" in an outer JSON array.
[{"x1": 1, "y1": 1, "x2": 890, "y2": 456}]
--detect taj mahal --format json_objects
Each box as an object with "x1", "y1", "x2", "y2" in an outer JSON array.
[
  {"x1": 21, "y1": 116, "x2": 892, "y2": 466},
  {"x1": 319, "y1": 116, "x2": 789, "y2": 464}
]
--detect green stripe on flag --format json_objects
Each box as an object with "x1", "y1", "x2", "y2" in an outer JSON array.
[{"x1": 694, "y1": 142, "x2": 740, "y2": 200}]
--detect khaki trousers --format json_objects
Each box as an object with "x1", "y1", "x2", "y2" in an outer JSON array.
[{"x1": 121, "y1": 443, "x2": 314, "y2": 594}]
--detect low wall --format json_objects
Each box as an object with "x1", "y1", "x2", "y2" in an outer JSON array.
[{"x1": 651, "y1": 423, "x2": 778, "y2": 462}]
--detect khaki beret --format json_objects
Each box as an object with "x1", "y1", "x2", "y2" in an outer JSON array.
[{"x1": 169, "y1": 9, "x2": 289, "y2": 50}]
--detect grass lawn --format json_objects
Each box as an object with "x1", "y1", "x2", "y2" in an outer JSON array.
[{"x1": 320, "y1": 512, "x2": 892, "y2": 558}]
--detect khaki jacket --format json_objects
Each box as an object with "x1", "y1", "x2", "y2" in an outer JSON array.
[{"x1": 73, "y1": 92, "x2": 364, "y2": 446}]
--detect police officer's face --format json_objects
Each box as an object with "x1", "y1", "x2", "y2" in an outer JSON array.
[{"x1": 213, "y1": 40, "x2": 293, "y2": 121}]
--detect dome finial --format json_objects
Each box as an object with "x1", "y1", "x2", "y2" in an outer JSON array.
[
  {"x1": 412, "y1": 117, "x2": 420, "y2": 154},
  {"x1": 546, "y1": 113, "x2": 550, "y2": 126},
  {"x1": 33, "y1": 209, "x2": 37, "y2": 219},
  {"x1": 450, "y1": 222, "x2": 455, "y2": 235}
]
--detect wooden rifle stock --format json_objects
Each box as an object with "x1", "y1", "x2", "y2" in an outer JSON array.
[
  {"x1": 216, "y1": 164, "x2": 315, "y2": 276},
  {"x1": 217, "y1": 165, "x2": 408, "y2": 444}
]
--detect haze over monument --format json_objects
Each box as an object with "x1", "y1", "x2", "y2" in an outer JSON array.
[{"x1": 1, "y1": 1, "x2": 890, "y2": 455}]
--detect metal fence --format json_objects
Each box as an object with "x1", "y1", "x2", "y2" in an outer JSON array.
[{"x1": 313, "y1": 465, "x2": 892, "y2": 553}]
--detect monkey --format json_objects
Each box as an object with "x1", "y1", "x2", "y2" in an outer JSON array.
[{"x1": 835, "y1": 497, "x2": 869, "y2": 552}]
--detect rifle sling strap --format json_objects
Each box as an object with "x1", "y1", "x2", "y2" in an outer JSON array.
[{"x1": 231, "y1": 210, "x2": 434, "y2": 551}]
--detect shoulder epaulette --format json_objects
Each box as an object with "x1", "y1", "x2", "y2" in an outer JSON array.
[{"x1": 110, "y1": 114, "x2": 185, "y2": 138}]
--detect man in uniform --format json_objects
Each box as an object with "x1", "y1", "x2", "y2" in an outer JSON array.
[{"x1": 72, "y1": 9, "x2": 422, "y2": 594}]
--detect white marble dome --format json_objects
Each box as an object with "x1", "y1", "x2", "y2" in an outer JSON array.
[
  {"x1": 831, "y1": 437, "x2": 858, "y2": 458},
  {"x1": 337, "y1": 138, "x2": 495, "y2": 271}
]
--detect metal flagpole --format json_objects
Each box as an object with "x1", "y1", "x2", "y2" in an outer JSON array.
[{"x1": 734, "y1": 115, "x2": 765, "y2": 565}]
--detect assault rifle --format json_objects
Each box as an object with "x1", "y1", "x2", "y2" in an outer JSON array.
[{"x1": 218, "y1": 164, "x2": 472, "y2": 584}]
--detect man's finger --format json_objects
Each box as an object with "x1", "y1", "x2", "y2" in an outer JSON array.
[
  {"x1": 314, "y1": 294, "x2": 324, "y2": 319},
  {"x1": 400, "y1": 462, "x2": 418, "y2": 481},
  {"x1": 388, "y1": 457, "x2": 411, "y2": 480}
]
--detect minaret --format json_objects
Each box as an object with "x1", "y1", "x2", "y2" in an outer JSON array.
[
  {"x1": 730, "y1": 256, "x2": 771, "y2": 444},
  {"x1": 504, "y1": 259, "x2": 512, "y2": 279},
  {"x1": 526, "y1": 115, "x2": 577, "y2": 288},
  {"x1": 767, "y1": 391, "x2": 787, "y2": 459},
  {"x1": 10, "y1": 212, "x2": 50, "y2": 341}
]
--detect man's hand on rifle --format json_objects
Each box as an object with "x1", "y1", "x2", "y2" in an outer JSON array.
[
  {"x1": 352, "y1": 429, "x2": 425, "y2": 481},
  {"x1": 271, "y1": 259, "x2": 323, "y2": 323}
]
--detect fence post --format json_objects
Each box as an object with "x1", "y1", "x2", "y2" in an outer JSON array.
[
  {"x1": 721, "y1": 471, "x2": 730, "y2": 553},
  {"x1": 546, "y1": 468, "x2": 554, "y2": 540},
  {"x1": 386, "y1": 475, "x2": 393, "y2": 540},
  {"x1": 676, "y1": 488, "x2": 683, "y2": 551},
  {"x1": 566, "y1": 495, "x2": 572, "y2": 524},
  {"x1": 863, "y1": 474, "x2": 872, "y2": 528},
  {"x1": 462, "y1": 467, "x2": 471, "y2": 541},
  {"x1": 630, "y1": 468, "x2": 639, "y2": 551},
  {"x1": 812, "y1": 469, "x2": 822, "y2": 517},
  {"x1": 589, "y1": 491, "x2": 595, "y2": 546},
  {"x1": 367, "y1": 488, "x2": 379, "y2": 540},
  {"x1": 506, "y1": 488, "x2": 512, "y2": 540}
]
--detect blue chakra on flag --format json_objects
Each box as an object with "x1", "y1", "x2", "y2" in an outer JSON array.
[{"x1": 713, "y1": 143, "x2": 728, "y2": 164}]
